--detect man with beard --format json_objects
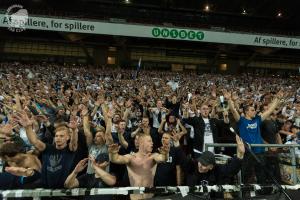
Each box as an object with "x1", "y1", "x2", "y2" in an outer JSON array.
[{"x1": 82, "y1": 107, "x2": 112, "y2": 175}]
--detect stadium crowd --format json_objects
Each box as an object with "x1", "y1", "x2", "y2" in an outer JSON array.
[{"x1": 0, "y1": 62, "x2": 299, "y2": 199}]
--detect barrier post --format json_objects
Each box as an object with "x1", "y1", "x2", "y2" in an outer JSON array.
[{"x1": 290, "y1": 146, "x2": 298, "y2": 185}]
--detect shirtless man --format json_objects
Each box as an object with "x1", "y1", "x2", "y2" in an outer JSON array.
[
  {"x1": 0, "y1": 142, "x2": 41, "y2": 177},
  {"x1": 109, "y1": 134, "x2": 169, "y2": 200}
]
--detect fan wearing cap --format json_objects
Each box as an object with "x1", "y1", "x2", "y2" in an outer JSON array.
[
  {"x1": 177, "y1": 135, "x2": 245, "y2": 187},
  {"x1": 285, "y1": 125, "x2": 300, "y2": 154},
  {"x1": 64, "y1": 153, "x2": 116, "y2": 200},
  {"x1": 81, "y1": 106, "x2": 112, "y2": 175}
]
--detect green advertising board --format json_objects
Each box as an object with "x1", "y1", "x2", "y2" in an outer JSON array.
[{"x1": 1, "y1": 14, "x2": 300, "y2": 49}]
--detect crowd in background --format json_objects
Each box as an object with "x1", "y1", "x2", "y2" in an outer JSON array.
[{"x1": 0, "y1": 62, "x2": 299, "y2": 199}]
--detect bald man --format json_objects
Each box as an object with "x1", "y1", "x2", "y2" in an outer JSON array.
[{"x1": 109, "y1": 134, "x2": 169, "y2": 200}]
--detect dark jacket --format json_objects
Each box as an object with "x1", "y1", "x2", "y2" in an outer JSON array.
[
  {"x1": 176, "y1": 147, "x2": 242, "y2": 186},
  {"x1": 183, "y1": 116, "x2": 229, "y2": 154}
]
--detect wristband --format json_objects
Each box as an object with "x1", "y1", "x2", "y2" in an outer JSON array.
[{"x1": 20, "y1": 176, "x2": 25, "y2": 185}]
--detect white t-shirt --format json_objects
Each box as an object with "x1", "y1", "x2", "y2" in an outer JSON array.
[
  {"x1": 203, "y1": 118, "x2": 214, "y2": 153},
  {"x1": 151, "y1": 108, "x2": 167, "y2": 128},
  {"x1": 295, "y1": 117, "x2": 300, "y2": 127},
  {"x1": 167, "y1": 81, "x2": 179, "y2": 91}
]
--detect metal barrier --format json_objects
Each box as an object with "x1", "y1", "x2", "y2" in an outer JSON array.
[
  {"x1": 205, "y1": 143, "x2": 300, "y2": 185},
  {"x1": 1, "y1": 185, "x2": 300, "y2": 200}
]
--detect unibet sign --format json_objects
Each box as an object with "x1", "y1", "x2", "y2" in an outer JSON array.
[{"x1": 152, "y1": 27, "x2": 204, "y2": 41}]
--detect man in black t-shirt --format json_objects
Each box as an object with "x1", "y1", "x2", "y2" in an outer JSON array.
[
  {"x1": 14, "y1": 111, "x2": 78, "y2": 188},
  {"x1": 261, "y1": 111, "x2": 281, "y2": 144},
  {"x1": 154, "y1": 132, "x2": 181, "y2": 186},
  {"x1": 261, "y1": 111, "x2": 282, "y2": 182}
]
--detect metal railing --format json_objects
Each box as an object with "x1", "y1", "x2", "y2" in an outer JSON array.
[
  {"x1": 205, "y1": 143, "x2": 300, "y2": 184},
  {"x1": 1, "y1": 185, "x2": 300, "y2": 200}
]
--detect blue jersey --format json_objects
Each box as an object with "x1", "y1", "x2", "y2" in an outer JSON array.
[{"x1": 237, "y1": 115, "x2": 264, "y2": 153}]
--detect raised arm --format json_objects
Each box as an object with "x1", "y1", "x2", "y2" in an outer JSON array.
[
  {"x1": 152, "y1": 144, "x2": 169, "y2": 163},
  {"x1": 158, "y1": 118, "x2": 166, "y2": 135},
  {"x1": 108, "y1": 144, "x2": 131, "y2": 165},
  {"x1": 14, "y1": 111, "x2": 46, "y2": 152},
  {"x1": 14, "y1": 92, "x2": 22, "y2": 111},
  {"x1": 122, "y1": 99, "x2": 132, "y2": 125},
  {"x1": 224, "y1": 91, "x2": 240, "y2": 122},
  {"x1": 68, "y1": 117, "x2": 78, "y2": 152},
  {"x1": 91, "y1": 97, "x2": 103, "y2": 117},
  {"x1": 117, "y1": 130, "x2": 129, "y2": 149},
  {"x1": 222, "y1": 110, "x2": 230, "y2": 124},
  {"x1": 131, "y1": 126, "x2": 141, "y2": 138},
  {"x1": 219, "y1": 135, "x2": 245, "y2": 177},
  {"x1": 260, "y1": 91, "x2": 283, "y2": 121},
  {"x1": 177, "y1": 118, "x2": 187, "y2": 137},
  {"x1": 104, "y1": 110, "x2": 114, "y2": 145},
  {"x1": 82, "y1": 108, "x2": 93, "y2": 146},
  {"x1": 90, "y1": 157, "x2": 116, "y2": 186},
  {"x1": 64, "y1": 158, "x2": 88, "y2": 188},
  {"x1": 182, "y1": 103, "x2": 197, "y2": 126}
]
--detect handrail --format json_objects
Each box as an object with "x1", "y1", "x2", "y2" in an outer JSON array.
[
  {"x1": 205, "y1": 143, "x2": 300, "y2": 148},
  {"x1": 0, "y1": 185, "x2": 300, "y2": 199},
  {"x1": 205, "y1": 143, "x2": 300, "y2": 185}
]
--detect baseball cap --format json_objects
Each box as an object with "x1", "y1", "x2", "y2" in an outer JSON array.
[
  {"x1": 196, "y1": 151, "x2": 215, "y2": 166},
  {"x1": 95, "y1": 153, "x2": 109, "y2": 163}
]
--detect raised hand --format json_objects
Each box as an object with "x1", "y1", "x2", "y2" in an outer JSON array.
[
  {"x1": 223, "y1": 90, "x2": 232, "y2": 100},
  {"x1": 232, "y1": 92, "x2": 239, "y2": 101},
  {"x1": 36, "y1": 115, "x2": 49, "y2": 123},
  {"x1": 98, "y1": 161, "x2": 109, "y2": 169},
  {"x1": 236, "y1": 135, "x2": 245, "y2": 159},
  {"x1": 95, "y1": 97, "x2": 104, "y2": 107},
  {"x1": 73, "y1": 158, "x2": 88, "y2": 174},
  {"x1": 171, "y1": 130, "x2": 182, "y2": 143},
  {"x1": 276, "y1": 90, "x2": 284, "y2": 99},
  {"x1": 80, "y1": 106, "x2": 89, "y2": 117},
  {"x1": 108, "y1": 144, "x2": 120, "y2": 154},
  {"x1": 89, "y1": 155, "x2": 97, "y2": 169},
  {"x1": 106, "y1": 109, "x2": 113, "y2": 119},
  {"x1": 90, "y1": 155, "x2": 109, "y2": 169},
  {"x1": 0, "y1": 124, "x2": 13, "y2": 135},
  {"x1": 125, "y1": 99, "x2": 132, "y2": 108},
  {"x1": 68, "y1": 117, "x2": 78, "y2": 130},
  {"x1": 71, "y1": 107, "x2": 79, "y2": 118},
  {"x1": 158, "y1": 144, "x2": 170, "y2": 155},
  {"x1": 13, "y1": 111, "x2": 33, "y2": 128},
  {"x1": 211, "y1": 85, "x2": 217, "y2": 98},
  {"x1": 182, "y1": 102, "x2": 189, "y2": 110},
  {"x1": 81, "y1": 94, "x2": 89, "y2": 104},
  {"x1": 223, "y1": 110, "x2": 229, "y2": 118}
]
